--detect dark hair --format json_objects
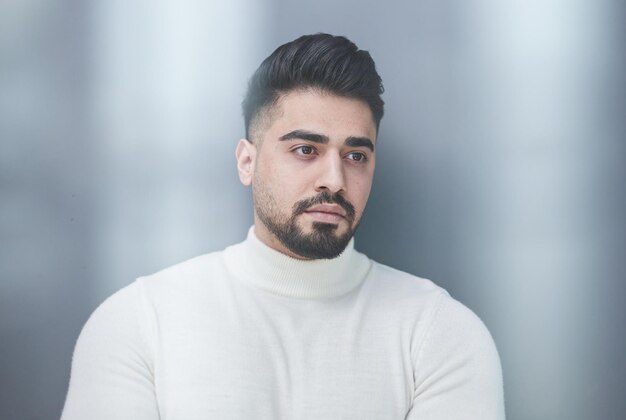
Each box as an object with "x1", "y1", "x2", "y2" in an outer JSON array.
[{"x1": 242, "y1": 33, "x2": 384, "y2": 140}]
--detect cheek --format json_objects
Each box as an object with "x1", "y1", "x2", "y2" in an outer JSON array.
[
  {"x1": 347, "y1": 173, "x2": 374, "y2": 211},
  {"x1": 255, "y1": 168, "x2": 298, "y2": 208}
]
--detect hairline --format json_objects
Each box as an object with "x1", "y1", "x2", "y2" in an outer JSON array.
[{"x1": 247, "y1": 86, "x2": 377, "y2": 145}]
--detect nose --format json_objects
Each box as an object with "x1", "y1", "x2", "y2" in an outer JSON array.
[{"x1": 314, "y1": 154, "x2": 346, "y2": 193}]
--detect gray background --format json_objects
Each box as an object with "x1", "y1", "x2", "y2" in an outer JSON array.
[{"x1": 1, "y1": 0, "x2": 624, "y2": 419}]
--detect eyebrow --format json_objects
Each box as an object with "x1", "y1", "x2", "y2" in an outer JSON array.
[
  {"x1": 345, "y1": 136, "x2": 375, "y2": 152},
  {"x1": 279, "y1": 130, "x2": 329, "y2": 144},
  {"x1": 279, "y1": 130, "x2": 375, "y2": 152}
]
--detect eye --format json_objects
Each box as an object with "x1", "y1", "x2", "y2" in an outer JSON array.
[
  {"x1": 293, "y1": 145, "x2": 316, "y2": 157},
  {"x1": 346, "y1": 152, "x2": 367, "y2": 162}
]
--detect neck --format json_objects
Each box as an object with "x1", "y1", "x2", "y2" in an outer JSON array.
[{"x1": 223, "y1": 226, "x2": 371, "y2": 299}]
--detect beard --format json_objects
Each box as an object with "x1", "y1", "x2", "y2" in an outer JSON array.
[{"x1": 254, "y1": 186, "x2": 359, "y2": 260}]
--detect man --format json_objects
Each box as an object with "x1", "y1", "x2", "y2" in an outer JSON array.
[{"x1": 62, "y1": 34, "x2": 505, "y2": 419}]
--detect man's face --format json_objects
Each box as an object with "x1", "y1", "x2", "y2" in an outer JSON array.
[{"x1": 236, "y1": 89, "x2": 377, "y2": 260}]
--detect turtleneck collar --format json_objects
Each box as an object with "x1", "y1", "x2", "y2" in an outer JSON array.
[{"x1": 223, "y1": 226, "x2": 371, "y2": 299}]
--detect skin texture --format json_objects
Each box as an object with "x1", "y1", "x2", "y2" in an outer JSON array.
[{"x1": 235, "y1": 88, "x2": 377, "y2": 260}]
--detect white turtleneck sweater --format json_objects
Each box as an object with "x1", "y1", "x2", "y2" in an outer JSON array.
[{"x1": 62, "y1": 228, "x2": 505, "y2": 420}]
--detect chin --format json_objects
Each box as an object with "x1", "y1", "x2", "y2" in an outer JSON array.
[
  {"x1": 310, "y1": 221, "x2": 341, "y2": 233},
  {"x1": 295, "y1": 220, "x2": 343, "y2": 238}
]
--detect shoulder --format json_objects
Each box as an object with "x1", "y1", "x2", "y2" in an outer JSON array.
[
  {"x1": 73, "y1": 249, "x2": 229, "y2": 356},
  {"x1": 77, "y1": 282, "x2": 143, "y2": 344},
  {"x1": 68, "y1": 281, "x2": 154, "y2": 392},
  {"x1": 363, "y1": 259, "x2": 448, "y2": 314},
  {"x1": 363, "y1": 258, "x2": 499, "y2": 366},
  {"x1": 410, "y1": 288, "x2": 503, "y2": 402},
  {"x1": 78, "y1": 249, "x2": 228, "y2": 344},
  {"x1": 368, "y1": 260, "x2": 444, "y2": 295},
  {"x1": 363, "y1": 261, "x2": 504, "y2": 415},
  {"x1": 409, "y1": 292, "x2": 505, "y2": 417},
  {"x1": 64, "y1": 280, "x2": 161, "y2": 418},
  {"x1": 418, "y1": 293, "x2": 498, "y2": 363},
  {"x1": 373, "y1": 260, "x2": 496, "y2": 346},
  {"x1": 135, "y1": 249, "x2": 228, "y2": 300}
]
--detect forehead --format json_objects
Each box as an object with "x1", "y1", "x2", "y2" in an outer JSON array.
[{"x1": 264, "y1": 89, "x2": 377, "y2": 142}]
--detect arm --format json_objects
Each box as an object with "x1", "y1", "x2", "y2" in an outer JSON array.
[
  {"x1": 61, "y1": 282, "x2": 160, "y2": 420},
  {"x1": 407, "y1": 295, "x2": 505, "y2": 419}
]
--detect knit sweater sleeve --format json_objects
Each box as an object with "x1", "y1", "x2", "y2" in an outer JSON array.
[
  {"x1": 61, "y1": 281, "x2": 160, "y2": 420},
  {"x1": 406, "y1": 294, "x2": 505, "y2": 420}
]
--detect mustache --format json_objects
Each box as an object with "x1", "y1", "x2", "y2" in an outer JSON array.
[{"x1": 293, "y1": 192, "x2": 356, "y2": 221}]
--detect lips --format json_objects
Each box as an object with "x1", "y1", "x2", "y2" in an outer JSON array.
[
  {"x1": 304, "y1": 204, "x2": 347, "y2": 218},
  {"x1": 303, "y1": 204, "x2": 347, "y2": 224}
]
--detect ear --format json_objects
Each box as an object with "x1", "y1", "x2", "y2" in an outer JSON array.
[{"x1": 235, "y1": 138, "x2": 256, "y2": 186}]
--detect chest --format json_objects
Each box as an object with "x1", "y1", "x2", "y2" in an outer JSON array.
[{"x1": 153, "y1": 292, "x2": 415, "y2": 419}]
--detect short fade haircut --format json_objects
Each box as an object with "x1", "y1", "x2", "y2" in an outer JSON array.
[{"x1": 242, "y1": 33, "x2": 384, "y2": 142}]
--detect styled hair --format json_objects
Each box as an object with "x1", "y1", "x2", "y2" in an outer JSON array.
[{"x1": 242, "y1": 33, "x2": 384, "y2": 141}]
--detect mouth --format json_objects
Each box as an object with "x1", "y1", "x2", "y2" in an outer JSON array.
[{"x1": 303, "y1": 204, "x2": 347, "y2": 224}]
